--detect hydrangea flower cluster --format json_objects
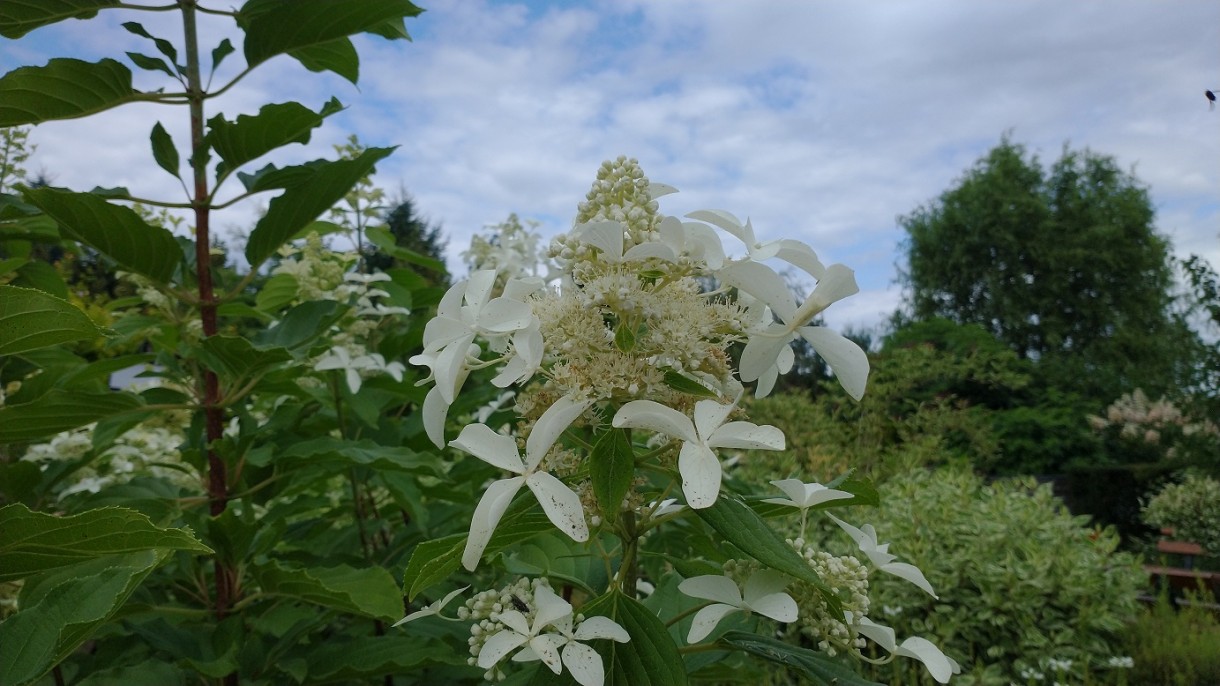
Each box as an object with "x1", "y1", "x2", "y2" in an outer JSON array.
[{"x1": 404, "y1": 158, "x2": 955, "y2": 684}]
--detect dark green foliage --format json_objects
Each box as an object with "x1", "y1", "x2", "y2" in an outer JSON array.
[
  {"x1": 366, "y1": 191, "x2": 449, "y2": 286},
  {"x1": 898, "y1": 137, "x2": 1199, "y2": 404}
]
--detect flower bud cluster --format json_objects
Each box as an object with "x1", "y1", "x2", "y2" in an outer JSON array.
[
  {"x1": 786, "y1": 538, "x2": 870, "y2": 656},
  {"x1": 459, "y1": 576, "x2": 554, "y2": 678}
]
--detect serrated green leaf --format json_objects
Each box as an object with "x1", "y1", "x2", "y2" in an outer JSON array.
[
  {"x1": 149, "y1": 121, "x2": 180, "y2": 178},
  {"x1": 242, "y1": 0, "x2": 422, "y2": 70},
  {"x1": 662, "y1": 369, "x2": 718, "y2": 399},
  {"x1": 0, "y1": 58, "x2": 139, "y2": 126},
  {"x1": 0, "y1": 285, "x2": 101, "y2": 355},
  {"x1": 581, "y1": 591, "x2": 689, "y2": 686},
  {"x1": 245, "y1": 147, "x2": 394, "y2": 267},
  {"x1": 694, "y1": 496, "x2": 841, "y2": 616},
  {"x1": 718, "y1": 631, "x2": 883, "y2": 685},
  {"x1": 278, "y1": 437, "x2": 438, "y2": 473},
  {"x1": 0, "y1": 550, "x2": 163, "y2": 686},
  {"x1": 253, "y1": 561, "x2": 402, "y2": 621},
  {"x1": 255, "y1": 299, "x2": 347, "y2": 351},
  {"x1": 22, "y1": 187, "x2": 181, "y2": 282},
  {"x1": 402, "y1": 506, "x2": 554, "y2": 600},
  {"x1": 590, "y1": 428, "x2": 634, "y2": 524},
  {"x1": 289, "y1": 37, "x2": 359, "y2": 84},
  {"x1": 0, "y1": 257, "x2": 26, "y2": 277},
  {"x1": 0, "y1": 504, "x2": 211, "y2": 582},
  {"x1": 206, "y1": 98, "x2": 344, "y2": 178},
  {"x1": 0, "y1": 0, "x2": 120, "y2": 39},
  {"x1": 0, "y1": 389, "x2": 143, "y2": 443},
  {"x1": 125, "y1": 51, "x2": 175, "y2": 78},
  {"x1": 196, "y1": 335, "x2": 291, "y2": 381},
  {"x1": 14, "y1": 260, "x2": 69, "y2": 298}
]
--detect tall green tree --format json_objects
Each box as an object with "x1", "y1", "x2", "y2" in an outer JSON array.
[{"x1": 898, "y1": 137, "x2": 1196, "y2": 402}]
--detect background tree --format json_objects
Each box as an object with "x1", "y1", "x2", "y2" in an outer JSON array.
[
  {"x1": 367, "y1": 189, "x2": 449, "y2": 286},
  {"x1": 897, "y1": 137, "x2": 1197, "y2": 403}
]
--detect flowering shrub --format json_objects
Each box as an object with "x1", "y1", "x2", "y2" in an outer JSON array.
[
  {"x1": 398, "y1": 157, "x2": 957, "y2": 684},
  {"x1": 1142, "y1": 472, "x2": 1220, "y2": 554},
  {"x1": 1088, "y1": 389, "x2": 1218, "y2": 464}
]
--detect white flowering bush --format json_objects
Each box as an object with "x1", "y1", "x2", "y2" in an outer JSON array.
[{"x1": 399, "y1": 157, "x2": 956, "y2": 684}]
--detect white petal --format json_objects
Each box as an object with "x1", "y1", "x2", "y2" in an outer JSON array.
[
  {"x1": 707, "y1": 421, "x2": 785, "y2": 451},
  {"x1": 529, "y1": 634, "x2": 566, "y2": 673},
  {"x1": 525, "y1": 394, "x2": 591, "y2": 470},
  {"x1": 896, "y1": 637, "x2": 957, "y2": 684},
  {"x1": 577, "y1": 220, "x2": 625, "y2": 260},
  {"x1": 503, "y1": 276, "x2": 544, "y2": 301},
  {"x1": 738, "y1": 333, "x2": 792, "y2": 384},
  {"x1": 773, "y1": 239, "x2": 826, "y2": 280},
  {"x1": 806, "y1": 264, "x2": 859, "y2": 314},
  {"x1": 856, "y1": 616, "x2": 898, "y2": 653},
  {"x1": 562, "y1": 641, "x2": 606, "y2": 686},
  {"x1": 746, "y1": 591, "x2": 798, "y2": 623},
  {"x1": 686, "y1": 603, "x2": 739, "y2": 643},
  {"x1": 682, "y1": 222, "x2": 726, "y2": 269},
  {"x1": 392, "y1": 607, "x2": 435, "y2": 626},
  {"x1": 612, "y1": 400, "x2": 698, "y2": 444},
  {"x1": 826, "y1": 513, "x2": 876, "y2": 550},
  {"x1": 881, "y1": 562, "x2": 938, "y2": 598},
  {"x1": 685, "y1": 209, "x2": 747, "y2": 243},
  {"x1": 797, "y1": 326, "x2": 869, "y2": 401},
  {"x1": 477, "y1": 628, "x2": 530, "y2": 668},
  {"x1": 718, "y1": 261, "x2": 796, "y2": 323},
  {"x1": 678, "y1": 575, "x2": 743, "y2": 606},
  {"x1": 692, "y1": 399, "x2": 735, "y2": 441},
  {"x1": 573, "y1": 616, "x2": 630, "y2": 642},
  {"x1": 754, "y1": 362, "x2": 780, "y2": 399},
  {"x1": 527, "y1": 472, "x2": 590, "y2": 542},
  {"x1": 648, "y1": 182, "x2": 679, "y2": 199},
  {"x1": 478, "y1": 298, "x2": 535, "y2": 333},
  {"x1": 623, "y1": 241, "x2": 676, "y2": 262},
  {"x1": 657, "y1": 215, "x2": 686, "y2": 255},
  {"x1": 421, "y1": 315, "x2": 470, "y2": 352},
  {"x1": 464, "y1": 270, "x2": 497, "y2": 311},
  {"x1": 344, "y1": 367, "x2": 362, "y2": 394},
  {"x1": 422, "y1": 386, "x2": 450, "y2": 449},
  {"x1": 498, "y1": 609, "x2": 531, "y2": 636},
  {"x1": 434, "y1": 334, "x2": 476, "y2": 404},
  {"x1": 678, "y1": 441, "x2": 722, "y2": 509},
  {"x1": 435, "y1": 279, "x2": 466, "y2": 319},
  {"x1": 742, "y1": 570, "x2": 790, "y2": 605},
  {"x1": 768, "y1": 479, "x2": 810, "y2": 506},
  {"x1": 450, "y1": 424, "x2": 526, "y2": 474},
  {"x1": 461, "y1": 476, "x2": 525, "y2": 571},
  {"x1": 532, "y1": 584, "x2": 576, "y2": 632}
]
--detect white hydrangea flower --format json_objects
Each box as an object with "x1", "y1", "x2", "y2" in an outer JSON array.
[
  {"x1": 855, "y1": 616, "x2": 960, "y2": 684},
  {"x1": 612, "y1": 397, "x2": 784, "y2": 508},
  {"x1": 678, "y1": 570, "x2": 798, "y2": 643},
  {"x1": 826, "y1": 513, "x2": 938, "y2": 598}
]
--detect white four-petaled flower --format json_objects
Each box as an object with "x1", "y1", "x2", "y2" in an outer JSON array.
[
  {"x1": 477, "y1": 585, "x2": 629, "y2": 686},
  {"x1": 855, "y1": 615, "x2": 961, "y2": 684},
  {"x1": 678, "y1": 570, "x2": 798, "y2": 643},
  {"x1": 612, "y1": 398, "x2": 785, "y2": 508},
  {"x1": 826, "y1": 513, "x2": 938, "y2": 598},
  {"x1": 450, "y1": 394, "x2": 592, "y2": 570}
]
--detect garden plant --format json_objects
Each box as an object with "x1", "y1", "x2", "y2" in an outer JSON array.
[{"x1": 0, "y1": 2, "x2": 958, "y2": 685}]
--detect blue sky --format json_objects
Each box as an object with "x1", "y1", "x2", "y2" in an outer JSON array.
[{"x1": 3, "y1": 1, "x2": 1218, "y2": 333}]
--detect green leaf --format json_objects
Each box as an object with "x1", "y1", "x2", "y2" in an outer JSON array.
[
  {"x1": 253, "y1": 561, "x2": 402, "y2": 621},
  {"x1": 210, "y1": 38, "x2": 235, "y2": 73},
  {"x1": 694, "y1": 496, "x2": 841, "y2": 615},
  {"x1": 614, "y1": 322, "x2": 636, "y2": 353},
  {"x1": 149, "y1": 122, "x2": 180, "y2": 179},
  {"x1": 242, "y1": 0, "x2": 423, "y2": 69},
  {"x1": 22, "y1": 187, "x2": 181, "y2": 282},
  {"x1": 125, "y1": 51, "x2": 175, "y2": 78},
  {"x1": 256, "y1": 299, "x2": 346, "y2": 351},
  {"x1": 718, "y1": 631, "x2": 883, "y2": 685},
  {"x1": 277, "y1": 438, "x2": 438, "y2": 473},
  {"x1": 196, "y1": 335, "x2": 291, "y2": 381},
  {"x1": 0, "y1": 58, "x2": 139, "y2": 126},
  {"x1": 0, "y1": 389, "x2": 143, "y2": 443},
  {"x1": 13, "y1": 260, "x2": 69, "y2": 298},
  {"x1": 0, "y1": 0, "x2": 121, "y2": 39},
  {"x1": 303, "y1": 636, "x2": 458, "y2": 682},
  {"x1": 590, "y1": 428, "x2": 634, "y2": 524},
  {"x1": 0, "y1": 504, "x2": 211, "y2": 582},
  {"x1": 581, "y1": 590, "x2": 689, "y2": 686},
  {"x1": 245, "y1": 147, "x2": 394, "y2": 267},
  {"x1": 0, "y1": 550, "x2": 164, "y2": 686},
  {"x1": 120, "y1": 21, "x2": 178, "y2": 66},
  {"x1": 366, "y1": 225, "x2": 447, "y2": 273},
  {"x1": 289, "y1": 38, "x2": 359, "y2": 84},
  {"x1": 402, "y1": 506, "x2": 554, "y2": 600},
  {"x1": 0, "y1": 285, "x2": 101, "y2": 355},
  {"x1": 206, "y1": 98, "x2": 344, "y2": 178},
  {"x1": 502, "y1": 533, "x2": 602, "y2": 595},
  {"x1": 254, "y1": 273, "x2": 299, "y2": 312},
  {"x1": 662, "y1": 369, "x2": 718, "y2": 399}
]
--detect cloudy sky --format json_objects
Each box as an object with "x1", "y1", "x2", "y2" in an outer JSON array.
[{"x1": 4, "y1": 1, "x2": 1218, "y2": 332}]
